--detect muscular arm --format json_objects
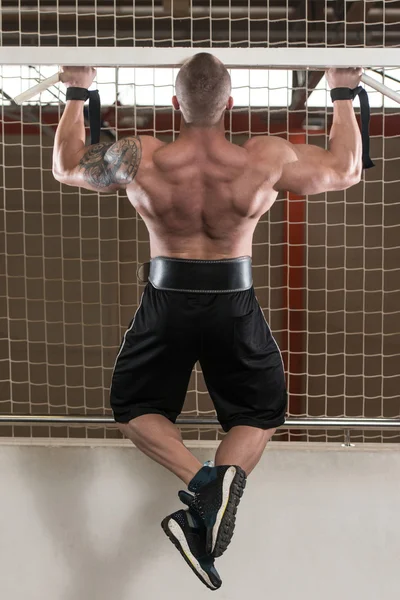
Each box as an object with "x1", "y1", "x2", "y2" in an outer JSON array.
[
  {"x1": 272, "y1": 100, "x2": 362, "y2": 195},
  {"x1": 52, "y1": 100, "x2": 141, "y2": 192}
]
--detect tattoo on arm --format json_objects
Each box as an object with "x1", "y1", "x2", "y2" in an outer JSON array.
[{"x1": 78, "y1": 137, "x2": 142, "y2": 189}]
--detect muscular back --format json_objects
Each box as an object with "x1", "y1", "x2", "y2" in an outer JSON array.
[
  {"x1": 54, "y1": 106, "x2": 360, "y2": 261},
  {"x1": 129, "y1": 135, "x2": 280, "y2": 259},
  {"x1": 54, "y1": 66, "x2": 362, "y2": 261}
]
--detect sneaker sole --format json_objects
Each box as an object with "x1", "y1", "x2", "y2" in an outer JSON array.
[
  {"x1": 211, "y1": 466, "x2": 247, "y2": 558},
  {"x1": 161, "y1": 517, "x2": 221, "y2": 591}
]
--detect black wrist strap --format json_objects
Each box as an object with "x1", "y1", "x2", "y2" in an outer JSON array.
[
  {"x1": 330, "y1": 86, "x2": 375, "y2": 170},
  {"x1": 66, "y1": 87, "x2": 90, "y2": 102},
  {"x1": 65, "y1": 87, "x2": 101, "y2": 145}
]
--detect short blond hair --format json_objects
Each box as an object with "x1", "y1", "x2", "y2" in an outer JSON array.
[{"x1": 175, "y1": 53, "x2": 232, "y2": 126}]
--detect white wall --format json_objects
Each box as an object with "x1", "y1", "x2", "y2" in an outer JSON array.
[{"x1": 0, "y1": 440, "x2": 399, "y2": 600}]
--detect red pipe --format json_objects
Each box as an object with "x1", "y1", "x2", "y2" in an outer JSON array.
[{"x1": 282, "y1": 131, "x2": 306, "y2": 439}]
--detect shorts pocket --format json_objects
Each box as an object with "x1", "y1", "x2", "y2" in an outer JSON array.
[{"x1": 233, "y1": 309, "x2": 266, "y2": 355}]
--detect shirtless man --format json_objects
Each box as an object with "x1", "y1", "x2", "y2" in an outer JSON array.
[{"x1": 53, "y1": 54, "x2": 362, "y2": 591}]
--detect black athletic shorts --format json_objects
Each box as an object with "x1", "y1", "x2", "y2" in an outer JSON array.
[{"x1": 110, "y1": 283, "x2": 287, "y2": 432}]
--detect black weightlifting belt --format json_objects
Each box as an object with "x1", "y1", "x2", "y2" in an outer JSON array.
[{"x1": 144, "y1": 256, "x2": 253, "y2": 293}]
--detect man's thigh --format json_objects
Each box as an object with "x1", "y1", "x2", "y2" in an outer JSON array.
[
  {"x1": 200, "y1": 291, "x2": 287, "y2": 432},
  {"x1": 110, "y1": 284, "x2": 198, "y2": 424}
]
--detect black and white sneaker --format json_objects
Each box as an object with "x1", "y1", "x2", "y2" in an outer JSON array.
[
  {"x1": 161, "y1": 509, "x2": 222, "y2": 591},
  {"x1": 180, "y1": 465, "x2": 247, "y2": 558}
]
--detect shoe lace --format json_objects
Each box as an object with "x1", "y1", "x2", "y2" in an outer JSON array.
[{"x1": 192, "y1": 494, "x2": 206, "y2": 519}]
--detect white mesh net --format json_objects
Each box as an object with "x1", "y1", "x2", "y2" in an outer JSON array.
[
  {"x1": 1, "y1": 61, "x2": 400, "y2": 442},
  {"x1": 1, "y1": 0, "x2": 400, "y2": 441},
  {"x1": 2, "y1": 1, "x2": 400, "y2": 49}
]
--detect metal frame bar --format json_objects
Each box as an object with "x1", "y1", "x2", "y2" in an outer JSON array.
[
  {"x1": 1, "y1": 416, "x2": 400, "y2": 430},
  {"x1": 2, "y1": 47, "x2": 400, "y2": 67}
]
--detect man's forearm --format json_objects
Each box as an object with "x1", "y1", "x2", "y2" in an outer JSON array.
[
  {"x1": 329, "y1": 100, "x2": 362, "y2": 177},
  {"x1": 53, "y1": 100, "x2": 86, "y2": 176}
]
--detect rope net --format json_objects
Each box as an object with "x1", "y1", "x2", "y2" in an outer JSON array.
[
  {"x1": 1, "y1": 0, "x2": 400, "y2": 442},
  {"x1": 2, "y1": 1, "x2": 400, "y2": 49}
]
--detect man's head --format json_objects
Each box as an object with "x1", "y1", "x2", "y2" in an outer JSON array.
[{"x1": 173, "y1": 53, "x2": 233, "y2": 127}]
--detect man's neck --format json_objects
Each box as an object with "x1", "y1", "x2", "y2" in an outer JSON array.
[{"x1": 178, "y1": 118, "x2": 226, "y2": 141}]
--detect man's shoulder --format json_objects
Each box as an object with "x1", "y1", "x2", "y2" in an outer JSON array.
[
  {"x1": 130, "y1": 135, "x2": 167, "y2": 167},
  {"x1": 243, "y1": 134, "x2": 289, "y2": 155},
  {"x1": 110, "y1": 135, "x2": 164, "y2": 158},
  {"x1": 138, "y1": 135, "x2": 166, "y2": 152}
]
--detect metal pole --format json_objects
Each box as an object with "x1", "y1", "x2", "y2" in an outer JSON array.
[{"x1": 1, "y1": 415, "x2": 400, "y2": 430}]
